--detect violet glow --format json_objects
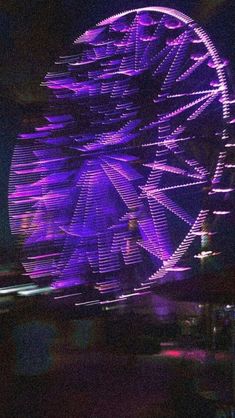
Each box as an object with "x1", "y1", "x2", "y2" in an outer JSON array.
[{"x1": 9, "y1": 7, "x2": 233, "y2": 302}]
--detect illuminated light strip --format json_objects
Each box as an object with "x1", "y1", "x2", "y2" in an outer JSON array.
[
  {"x1": 54, "y1": 292, "x2": 82, "y2": 300},
  {"x1": 149, "y1": 210, "x2": 209, "y2": 281},
  {"x1": 213, "y1": 211, "x2": 230, "y2": 215},
  {"x1": 138, "y1": 218, "x2": 163, "y2": 260},
  {"x1": 134, "y1": 285, "x2": 151, "y2": 290},
  {"x1": 144, "y1": 162, "x2": 204, "y2": 179},
  {"x1": 211, "y1": 188, "x2": 234, "y2": 193},
  {"x1": 97, "y1": 235, "x2": 120, "y2": 273},
  {"x1": 95, "y1": 283, "x2": 120, "y2": 290},
  {"x1": 140, "y1": 169, "x2": 170, "y2": 262},
  {"x1": 184, "y1": 159, "x2": 208, "y2": 178},
  {"x1": 153, "y1": 45, "x2": 178, "y2": 76},
  {"x1": 177, "y1": 53, "x2": 210, "y2": 81},
  {"x1": 161, "y1": 30, "x2": 191, "y2": 91},
  {"x1": 166, "y1": 89, "x2": 220, "y2": 98},
  {"x1": 101, "y1": 157, "x2": 142, "y2": 181},
  {"x1": 193, "y1": 25, "x2": 230, "y2": 119},
  {"x1": 27, "y1": 253, "x2": 60, "y2": 260},
  {"x1": 138, "y1": 240, "x2": 163, "y2": 259},
  {"x1": 148, "y1": 198, "x2": 172, "y2": 260},
  {"x1": 118, "y1": 291, "x2": 151, "y2": 299},
  {"x1": 194, "y1": 251, "x2": 221, "y2": 259},
  {"x1": 192, "y1": 231, "x2": 216, "y2": 236},
  {"x1": 75, "y1": 300, "x2": 100, "y2": 306},
  {"x1": 102, "y1": 163, "x2": 140, "y2": 209},
  {"x1": 225, "y1": 164, "x2": 235, "y2": 168},
  {"x1": 212, "y1": 151, "x2": 227, "y2": 184},
  {"x1": 159, "y1": 91, "x2": 216, "y2": 122},
  {"x1": 187, "y1": 92, "x2": 220, "y2": 121},
  {"x1": 151, "y1": 192, "x2": 194, "y2": 225},
  {"x1": 142, "y1": 180, "x2": 206, "y2": 194},
  {"x1": 119, "y1": 292, "x2": 141, "y2": 298}
]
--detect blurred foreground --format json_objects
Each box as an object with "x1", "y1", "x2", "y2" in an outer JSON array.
[{"x1": 1, "y1": 308, "x2": 234, "y2": 418}]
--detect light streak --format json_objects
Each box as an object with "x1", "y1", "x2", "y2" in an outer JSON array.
[
  {"x1": 18, "y1": 286, "x2": 52, "y2": 296},
  {"x1": 0, "y1": 284, "x2": 37, "y2": 294}
]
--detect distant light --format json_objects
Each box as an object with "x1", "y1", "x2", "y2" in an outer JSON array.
[
  {"x1": 212, "y1": 188, "x2": 234, "y2": 193},
  {"x1": 194, "y1": 250, "x2": 212, "y2": 259},
  {"x1": 213, "y1": 210, "x2": 230, "y2": 215},
  {"x1": 194, "y1": 250, "x2": 220, "y2": 259},
  {"x1": 192, "y1": 231, "x2": 216, "y2": 236}
]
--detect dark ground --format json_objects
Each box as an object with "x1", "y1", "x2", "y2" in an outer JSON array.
[{"x1": 2, "y1": 345, "x2": 233, "y2": 418}]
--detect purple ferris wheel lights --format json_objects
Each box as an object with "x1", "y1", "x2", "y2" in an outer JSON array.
[{"x1": 9, "y1": 7, "x2": 234, "y2": 303}]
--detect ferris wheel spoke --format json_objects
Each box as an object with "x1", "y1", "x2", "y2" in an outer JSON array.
[
  {"x1": 148, "y1": 198, "x2": 172, "y2": 260},
  {"x1": 101, "y1": 162, "x2": 140, "y2": 210},
  {"x1": 152, "y1": 46, "x2": 179, "y2": 76},
  {"x1": 149, "y1": 210, "x2": 209, "y2": 281},
  {"x1": 148, "y1": 191, "x2": 194, "y2": 225},
  {"x1": 161, "y1": 30, "x2": 192, "y2": 92},
  {"x1": 158, "y1": 91, "x2": 215, "y2": 122},
  {"x1": 101, "y1": 157, "x2": 142, "y2": 181},
  {"x1": 140, "y1": 16, "x2": 167, "y2": 67},
  {"x1": 176, "y1": 52, "x2": 210, "y2": 81},
  {"x1": 144, "y1": 161, "x2": 205, "y2": 180},
  {"x1": 187, "y1": 91, "x2": 220, "y2": 120}
]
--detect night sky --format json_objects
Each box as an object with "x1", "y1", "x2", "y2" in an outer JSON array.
[{"x1": 0, "y1": 0, "x2": 234, "y2": 265}]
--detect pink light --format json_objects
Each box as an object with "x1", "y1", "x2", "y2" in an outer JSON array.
[
  {"x1": 192, "y1": 231, "x2": 216, "y2": 236},
  {"x1": 207, "y1": 58, "x2": 229, "y2": 68},
  {"x1": 164, "y1": 19, "x2": 183, "y2": 29},
  {"x1": 161, "y1": 350, "x2": 182, "y2": 358},
  {"x1": 210, "y1": 80, "x2": 221, "y2": 87},
  {"x1": 191, "y1": 52, "x2": 208, "y2": 61}
]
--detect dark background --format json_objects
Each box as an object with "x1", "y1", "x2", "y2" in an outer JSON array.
[{"x1": 0, "y1": 0, "x2": 234, "y2": 264}]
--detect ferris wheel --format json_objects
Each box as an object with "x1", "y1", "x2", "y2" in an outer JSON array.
[{"x1": 9, "y1": 7, "x2": 234, "y2": 303}]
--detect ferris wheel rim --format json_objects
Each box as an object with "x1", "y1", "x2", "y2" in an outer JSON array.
[{"x1": 74, "y1": 6, "x2": 230, "y2": 121}]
